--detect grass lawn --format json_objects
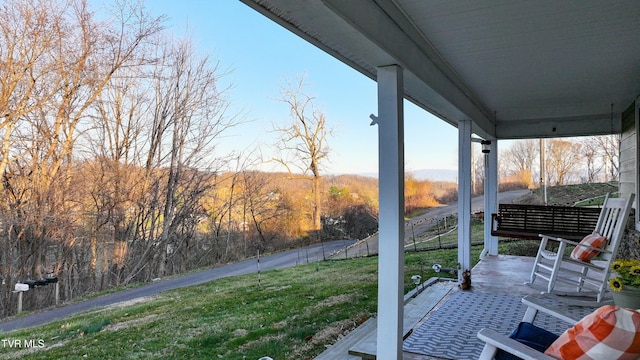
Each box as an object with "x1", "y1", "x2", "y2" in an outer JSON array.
[{"x1": 0, "y1": 230, "x2": 531, "y2": 360}]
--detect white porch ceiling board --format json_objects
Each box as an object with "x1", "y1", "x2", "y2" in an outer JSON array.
[
  {"x1": 496, "y1": 113, "x2": 621, "y2": 140},
  {"x1": 397, "y1": 0, "x2": 640, "y2": 125}
]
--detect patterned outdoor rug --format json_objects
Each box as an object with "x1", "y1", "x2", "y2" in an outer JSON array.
[{"x1": 403, "y1": 291, "x2": 593, "y2": 360}]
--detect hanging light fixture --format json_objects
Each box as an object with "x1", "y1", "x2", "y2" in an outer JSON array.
[{"x1": 481, "y1": 140, "x2": 491, "y2": 154}]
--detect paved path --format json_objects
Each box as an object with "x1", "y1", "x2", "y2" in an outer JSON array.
[
  {"x1": 338, "y1": 189, "x2": 530, "y2": 257},
  {"x1": 0, "y1": 240, "x2": 353, "y2": 333}
]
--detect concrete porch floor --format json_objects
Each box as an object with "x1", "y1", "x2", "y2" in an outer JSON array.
[{"x1": 315, "y1": 254, "x2": 606, "y2": 359}]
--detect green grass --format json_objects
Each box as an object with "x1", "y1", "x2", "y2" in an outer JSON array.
[
  {"x1": 0, "y1": 250, "x2": 460, "y2": 360},
  {"x1": 530, "y1": 182, "x2": 617, "y2": 206},
  {"x1": 407, "y1": 217, "x2": 486, "y2": 251},
  {"x1": 0, "y1": 241, "x2": 534, "y2": 360}
]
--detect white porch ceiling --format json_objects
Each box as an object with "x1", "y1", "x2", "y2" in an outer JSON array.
[{"x1": 240, "y1": 0, "x2": 640, "y2": 140}]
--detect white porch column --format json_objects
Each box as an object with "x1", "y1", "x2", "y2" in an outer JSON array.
[
  {"x1": 375, "y1": 65, "x2": 405, "y2": 359},
  {"x1": 483, "y1": 140, "x2": 499, "y2": 256},
  {"x1": 458, "y1": 120, "x2": 472, "y2": 280}
]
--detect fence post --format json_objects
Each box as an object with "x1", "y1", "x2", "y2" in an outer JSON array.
[{"x1": 17, "y1": 291, "x2": 23, "y2": 313}]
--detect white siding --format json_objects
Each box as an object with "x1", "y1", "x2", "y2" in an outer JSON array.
[{"x1": 619, "y1": 100, "x2": 638, "y2": 226}]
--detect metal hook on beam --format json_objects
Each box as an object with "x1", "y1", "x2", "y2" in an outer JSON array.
[{"x1": 369, "y1": 114, "x2": 378, "y2": 126}]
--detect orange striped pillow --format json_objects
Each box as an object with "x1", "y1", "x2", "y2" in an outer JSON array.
[
  {"x1": 545, "y1": 305, "x2": 640, "y2": 360},
  {"x1": 570, "y1": 231, "x2": 607, "y2": 262}
]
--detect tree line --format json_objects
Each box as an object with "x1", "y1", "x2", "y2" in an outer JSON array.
[
  {"x1": 0, "y1": 0, "x2": 236, "y2": 315},
  {"x1": 473, "y1": 137, "x2": 619, "y2": 192}
]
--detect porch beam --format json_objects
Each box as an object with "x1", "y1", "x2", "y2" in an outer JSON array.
[
  {"x1": 496, "y1": 113, "x2": 622, "y2": 139},
  {"x1": 458, "y1": 120, "x2": 472, "y2": 280},
  {"x1": 375, "y1": 64, "x2": 405, "y2": 359},
  {"x1": 322, "y1": 0, "x2": 496, "y2": 139}
]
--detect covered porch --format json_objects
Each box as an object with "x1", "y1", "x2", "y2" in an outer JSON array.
[
  {"x1": 317, "y1": 254, "x2": 604, "y2": 359},
  {"x1": 240, "y1": 1, "x2": 640, "y2": 358}
]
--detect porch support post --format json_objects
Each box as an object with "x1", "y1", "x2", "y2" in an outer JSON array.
[
  {"x1": 483, "y1": 140, "x2": 499, "y2": 256},
  {"x1": 375, "y1": 64, "x2": 405, "y2": 359},
  {"x1": 458, "y1": 120, "x2": 472, "y2": 280}
]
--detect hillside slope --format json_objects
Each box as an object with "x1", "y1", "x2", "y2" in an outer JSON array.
[{"x1": 513, "y1": 182, "x2": 619, "y2": 206}]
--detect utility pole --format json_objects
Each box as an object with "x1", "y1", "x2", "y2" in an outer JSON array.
[{"x1": 540, "y1": 138, "x2": 547, "y2": 205}]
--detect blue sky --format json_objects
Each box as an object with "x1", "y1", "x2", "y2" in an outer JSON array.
[{"x1": 140, "y1": 0, "x2": 460, "y2": 175}]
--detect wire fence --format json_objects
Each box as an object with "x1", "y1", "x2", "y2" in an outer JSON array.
[{"x1": 330, "y1": 215, "x2": 490, "y2": 259}]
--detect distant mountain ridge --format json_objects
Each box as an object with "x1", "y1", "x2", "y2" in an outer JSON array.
[
  {"x1": 353, "y1": 169, "x2": 457, "y2": 183},
  {"x1": 410, "y1": 169, "x2": 457, "y2": 182}
]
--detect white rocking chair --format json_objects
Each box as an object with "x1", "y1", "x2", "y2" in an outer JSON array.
[
  {"x1": 478, "y1": 295, "x2": 640, "y2": 360},
  {"x1": 527, "y1": 192, "x2": 635, "y2": 302},
  {"x1": 477, "y1": 296, "x2": 582, "y2": 360}
]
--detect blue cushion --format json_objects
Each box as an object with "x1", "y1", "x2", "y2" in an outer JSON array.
[{"x1": 494, "y1": 322, "x2": 559, "y2": 360}]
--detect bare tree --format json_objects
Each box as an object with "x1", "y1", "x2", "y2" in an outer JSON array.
[
  {"x1": 0, "y1": 0, "x2": 65, "y2": 188},
  {"x1": 0, "y1": 0, "x2": 164, "y2": 312},
  {"x1": 221, "y1": 152, "x2": 262, "y2": 261},
  {"x1": 405, "y1": 174, "x2": 437, "y2": 214},
  {"x1": 581, "y1": 137, "x2": 605, "y2": 183},
  {"x1": 594, "y1": 134, "x2": 620, "y2": 181},
  {"x1": 242, "y1": 171, "x2": 288, "y2": 251},
  {"x1": 84, "y1": 51, "x2": 154, "y2": 288},
  {"x1": 547, "y1": 139, "x2": 582, "y2": 185},
  {"x1": 502, "y1": 139, "x2": 538, "y2": 188},
  {"x1": 125, "y1": 35, "x2": 234, "y2": 281},
  {"x1": 273, "y1": 76, "x2": 332, "y2": 231}
]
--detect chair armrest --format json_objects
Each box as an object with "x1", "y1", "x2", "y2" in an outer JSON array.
[
  {"x1": 538, "y1": 235, "x2": 608, "y2": 253},
  {"x1": 521, "y1": 296, "x2": 579, "y2": 325},
  {"x1": 477, "y1": 328, "x2": 556, "y2": 360},
  {"x1": 538, "y1": 234, "x2": 575, "y2": 245}
]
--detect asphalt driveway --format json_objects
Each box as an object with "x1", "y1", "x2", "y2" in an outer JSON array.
[{"x1": 0, "y1": 240, "x2": 353, "y2": 333}]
